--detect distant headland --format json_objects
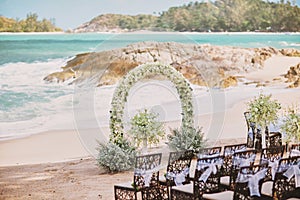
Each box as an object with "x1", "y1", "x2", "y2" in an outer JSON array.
[{"x1": 72, "y1": 0, "x2": 300, "y2": 33}]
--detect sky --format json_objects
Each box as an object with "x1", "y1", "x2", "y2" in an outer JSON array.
[{"x1": 1, "y1": 0, "x2": 300, "y2": 30}]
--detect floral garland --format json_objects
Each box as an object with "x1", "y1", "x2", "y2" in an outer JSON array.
[{"x1": 109, "y1": 62, "x2": 194, "y2": 145}]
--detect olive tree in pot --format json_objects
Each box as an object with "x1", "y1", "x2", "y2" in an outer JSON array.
[{"x1": 247, "y1": 94, "x2": 281, "y2": 149}]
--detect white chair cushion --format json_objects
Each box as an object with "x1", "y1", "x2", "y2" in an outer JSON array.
[
  {"x1": 159, "y1": 175, "x2": 166, "y2": 183},
  {"x1": 172, "y1": 183, "x2": 193, "y2": 194},
  {"x1": 114, "y1": 181, "x2": 134, "y2": 188},
  {"x1": 261, "y1": 181, "x2": 273, "y2": 197},
  {"x1": 220, "y1": 176, "x2": 230, "y2": 186},
  {"x1": 202, "y1": 191, "x2": 234, "y2": 200}
]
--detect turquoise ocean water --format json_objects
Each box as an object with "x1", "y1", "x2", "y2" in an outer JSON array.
[{"x1": 0, "y1": 33, "x2": 299, "y2": 138}]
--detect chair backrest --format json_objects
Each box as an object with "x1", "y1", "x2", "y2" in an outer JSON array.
[
  {"x1": 291, "y1": 144, "x2": 300, "y2": 151},
  {"x1": 230, "y1": 149, "x2": 257, "y2": 188},
  {"x1": 194, "y1": 155, "x2": 224, "y2": 198},
  {"x1": 267, "y1": 132, "x2": 282, "y2": 148},
  {"x1": 260, "y1": 146, "x2": 285, "y2": 181},
  {"x1": 234, "y1": 163, "x2": 268, "y2": 199},
  {"x1": 133, "y1": 153, "x2": 162, "y2": 189},
  {"x1": 289, "y1": 143, "x2": 300, "y2": 157},
  {"x1": 273, "y1": 156, "x2": 300, "y2": 200},
  {"x1": 233, "y1": 149, "x2": 257, "y2": 165},
  {"x1": 165, "y1": 150, "x2": 194, "y2": 185},
  {"x1": 244, "y1": 111, "x2": 252, "y2": 131},
  {"x1": 221, "y1": 143, "x2": 247, "y2": 176},
  {"x1": 223, "y1": 143, "x2": 247, "y2": 156},
  {"x1": 276, "y1": 156, "x2": 300, "y2": 173},
  {"x1": 260, "y1": 146, "x2": 285, "y2": 162},
  {"x1": 197, "y1": 146, "x2": 222, "y2": 158}
]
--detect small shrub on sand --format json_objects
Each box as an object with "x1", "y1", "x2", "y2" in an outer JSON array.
[
  {"x1": 167, "y1": 127, "x2": 206, "y2": 152},
  {"x1": 97, "y1": 139, "x2": 137, "y2": 172}
]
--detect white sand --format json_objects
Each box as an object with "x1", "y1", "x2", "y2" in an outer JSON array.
[
  {"x1": 0, "y1": 130, "x2": 89, "y2": 166},
  {"x1": 243, "y1": 56, "x2": 300, "y2": 82}
]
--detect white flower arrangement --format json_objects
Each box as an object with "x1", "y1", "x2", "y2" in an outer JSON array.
[
  {"x1": 281, "y1": 106, "x2": 300, "y2": 143},
  {"x1": 109, "y1": 62, "x2": 194, "y2": 145},
  {"x1": 247, "y1": 93, "x2": 281, "y2": 148},
  {"x1": 128, "y1": 109, "x2": 165, "y2": 149}
]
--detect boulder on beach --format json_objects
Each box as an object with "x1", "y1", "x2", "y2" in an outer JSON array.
[{"x1": 44, "y1": 42, "x2": 300, "y2": 88}]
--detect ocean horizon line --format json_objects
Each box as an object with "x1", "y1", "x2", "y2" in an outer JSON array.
[{"x1": 1, "y1": 30, "x2": 300, "y2": 35}]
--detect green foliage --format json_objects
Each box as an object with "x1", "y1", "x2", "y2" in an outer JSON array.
[
  {"x1": 128, "y1": 109, "x2": 165, "y2": 148},
  {"x1": 0, "y1": 13, "x2": 62, "y2": 32},
  {"x1": 97, "y1": 139, "x2": 137, "y2": 172},
  {"x1": 167, "y1": 127, "x2": 206, "y2": 152},
  {"x1": 90, "y1": 14, "x2": 157, "y2": 31},
  {"x1": 281, "y1": 106, "x2": 300, "y2": 143},
  {"x1": 83, "y1": 0, "x2": 300, "y2": 32},
  {"x1": 247, "y1": 94, "x2": 281, "y2": 128}
]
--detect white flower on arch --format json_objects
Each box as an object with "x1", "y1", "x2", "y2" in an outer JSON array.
[{"x1": 109, "y1": 62, "x2": 194, "y2": 145}]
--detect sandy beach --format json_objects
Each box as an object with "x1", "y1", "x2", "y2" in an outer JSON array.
[{"x1": 1, "y1": 55, "x2": 300, "y2": 199}]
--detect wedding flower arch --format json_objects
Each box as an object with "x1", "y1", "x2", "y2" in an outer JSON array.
[{"x1": 109, "y1": 62, "x2": 194, "y2": 145}]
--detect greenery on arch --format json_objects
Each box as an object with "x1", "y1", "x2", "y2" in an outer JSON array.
[{"x1": 109, "y1": 62, "x2": 194, "y2": 146}]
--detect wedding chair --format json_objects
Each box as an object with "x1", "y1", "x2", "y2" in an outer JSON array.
[
  {"x1": 233, "y1": 163, "x2": 268, "y2": 199},
  {"x1": 220, "y1": 143, "x2": 248, "y2": 190},
  {"x1": 170, "y1": 155, "x2": 224, "y2": 200},
  {"x1": 159, "y1": 150, "x2": 194, "y2": 200},
  {"x1": 229, "y1": 149, "x2": 257, "y2": 190},
  {"x1": 114, "y1": 153, "x2": 162, "y2": 200},
  {"x1": 260, "y1": 145, "x2": 285, "y2": 181},
  {"x1": 261, "y1": 156, "x2": 300, "y2": 199}
]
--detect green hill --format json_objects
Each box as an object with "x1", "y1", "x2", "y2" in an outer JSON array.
[
  {"x1": 74, "y1": 0, "x2": 300, "y2": 32},
  {"x1": 0, "y1": 13, "x2": 62, "y2": 32}
]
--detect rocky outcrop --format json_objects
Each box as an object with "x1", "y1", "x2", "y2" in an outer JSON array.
[
  {"x1": 285, "y1": 63, "x2": 300, "y2": 88},
  {"x1": 44, "y1": 42, "x2": 289, "y2": 88},
  {"x1": 280, "y1": 49, "x2": 300, "y2": 57}
]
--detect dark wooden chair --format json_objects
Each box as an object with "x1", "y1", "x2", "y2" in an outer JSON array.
[
  {"x1": 259, "y1": 146, "x2": 285, "y2": 181},
  {"x1": 229, "y1": 149, "x2": 257, "y2": 190},
  {"x1": 266, "y1": 131, "x2": 282, "y2": 148},
  {"x1": 261, "y1": 156, "x2": 300, "y2": 200},
  {"x1": 114, "y1": 153, "x2": 162, "y2": 200},
  {"x1": 220, "y1": 143, "x2": 248, "y2": 190},
  {"x1": 233, "y1": 163, "x2": 269, "y2": 199},
  {"x1": 170, "y1": 155, "x2": 224, "y2": 200},
  {"x1": 159, "y1": 150, "x2": 194, "y2": 200}
]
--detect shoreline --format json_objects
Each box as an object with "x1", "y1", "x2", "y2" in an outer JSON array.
[{"x1": 1, "y1": 31, "x2": 300, "y2": 35}]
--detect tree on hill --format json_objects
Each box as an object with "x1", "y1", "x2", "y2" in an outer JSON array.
[
  {"x1": 0, "y1": 13, "x2": 62, "y2": 32},
  {"x1": 74, "y1": 0, "x2": 300, "y2": 32}
]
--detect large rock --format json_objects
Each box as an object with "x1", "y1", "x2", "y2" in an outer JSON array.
[
  {"x1": 44, "y1": 42, "x2": 289, "y2": 88},
  {"x1": 285, "y1": 63, "x2": 300, "y2": 88}
]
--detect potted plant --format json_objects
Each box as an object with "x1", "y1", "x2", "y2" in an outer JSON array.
[
  {"x1": 247, "y1": 94, "x2": 281, "y2": 149},
  {"x1": 281, "y1": 106, "x2": 300, "y2": 146},
  {"x1": 128, "y1": 109, "x2": 165, "y2": 152}
]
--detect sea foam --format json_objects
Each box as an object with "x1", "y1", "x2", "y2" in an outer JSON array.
[{"x1": 0, "y1": 59, "x2": 75, "y2": 139}]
